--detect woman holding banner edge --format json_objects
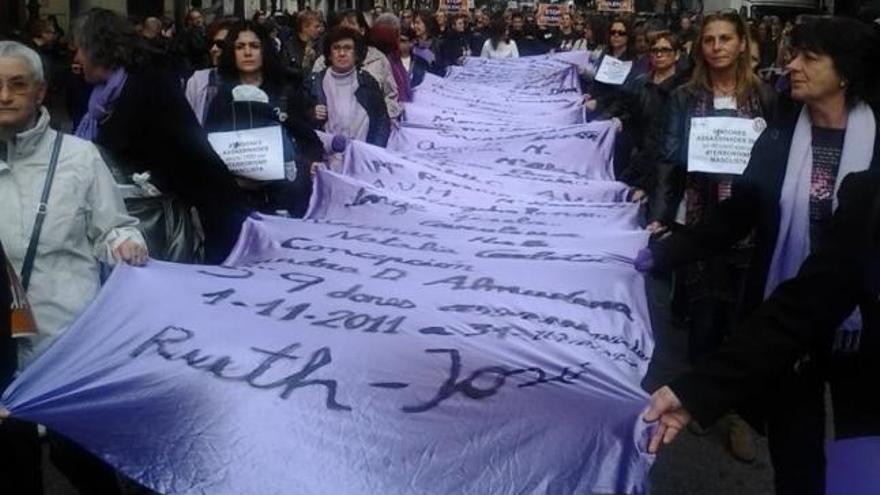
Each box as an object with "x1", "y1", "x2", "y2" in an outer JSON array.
[
  {"x1": 638, "y1": 15, "x2": 880, "y2": 491},
  {"x1": 643, "y1": 10, "x2": 777, "y2": 463}
]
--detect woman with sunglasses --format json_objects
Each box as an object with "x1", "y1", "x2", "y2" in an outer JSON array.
[
  {"x1": 586, "y1": 18, "x2": 643, "y2": 177},
  {"x1": 185, "y1": 17, "x2": 237, "y2": 126}
]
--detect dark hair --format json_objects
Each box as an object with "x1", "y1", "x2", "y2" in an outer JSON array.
[
  {"x1": 74, "y1": 8, "x2": 149, "y2": 70},
  {"x1": 489, "y1": 16, "x2": 507, "y2": 49},
  {"x1": 400, "y1": 27, "x2": 415, "y2": 41},
  {"x1": 322, "y1": 26, "x2": 366, "y2": 66},
  {"x1": 607, "y1": 18, "x2": 635, "y2": 60},
  {"x1": 185, "y1": 8, "x2": 202, "y2": 27},
  {"x1": 791, "y1": 16, "x2": 880, "y2": 105},
  {"x1": 413, "y1": 10, "x2": 437, "y2": 39},
  {"x1": 587, "y1": 15, "x2": 608, "y2": 48},
  {"x1": 28, "y1": 19, "x2": 50, "y2": 39},
  {"x1": 332, "y1": 9, "x2": 369, "y2": 33},
  {"x1": 207, "y1": 17, "x2": 237, "y2": 41},
  {"x1": 217, "y1": 21, "x2": 285, "y2": 91}
]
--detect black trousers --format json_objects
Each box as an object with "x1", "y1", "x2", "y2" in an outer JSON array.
[
  {"x1": 766, "y1": 366, "x2": 827, "y2": 495},
  {"x1": 0, "y1": 422, "x2": 125, "y2": 495}
]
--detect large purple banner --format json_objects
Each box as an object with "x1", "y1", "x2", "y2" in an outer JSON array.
[{"x1": 1, "y1": 55, "x2": 654, "y2": 495}]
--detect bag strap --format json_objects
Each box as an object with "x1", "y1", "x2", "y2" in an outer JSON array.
[{"x1": 20, "y1": 132, "x2": 64, "y2": 292}]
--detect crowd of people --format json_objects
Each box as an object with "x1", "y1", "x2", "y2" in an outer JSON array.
[{"x1": 1, "y1": 3, "x2": 880, "y2": 494}]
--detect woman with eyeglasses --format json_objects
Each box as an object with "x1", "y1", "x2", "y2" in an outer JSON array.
[
  {"x1": 618, "y1": 31, "x2": 689, "y2": 201},
  {"x1": 307, "y1": 26, "x2": 391, "y2": 148},
  {"x1": 185, "y1": 17, "x2": 237, "y2": 126},
  {"x1": 641, "y1": 16, "x2": 880, "y2": 494},
  {"x1": 204, "y1": 20, "x2": 324, "y2": 217}
]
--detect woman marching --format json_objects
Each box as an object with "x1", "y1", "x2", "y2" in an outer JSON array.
[{"x1": 646, "y1": 10, "x2": 778, "y2": 463}]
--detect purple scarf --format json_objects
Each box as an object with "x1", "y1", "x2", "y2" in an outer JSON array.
[
  {"x1": 412, "y1": 41, "x2": 436, "y2": 66},
  {"x1": 388, "y1": 54, "x2": 412, "y2": 103},
  {"x1": 75, "y1": 68, "x2": 129, "y2": 141}
]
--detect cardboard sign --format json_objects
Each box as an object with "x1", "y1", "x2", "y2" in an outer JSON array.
[
  {"x1": 687, "y1": 116, "x2": 766, "y2": 175},
  {"x1": 594, "y1": 56, "x2": 633, "y2": 85},
  {"x1": 439, "y1": 0, "x2": 470, "y2": 13},
  {"x1": 208, "y1": 125, "x2": 286, "y2": 181},
  {"x1": 597, "y1": 0, "x2": 635, "y2": 12},
  {"x1": 536, "y1": 3, "x2": 569, "y2": 27}
]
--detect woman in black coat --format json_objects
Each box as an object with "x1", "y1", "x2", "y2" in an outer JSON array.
[
  {"x1": 72, "y1": 8, "x2": 250, "y2": 264},
  {"x1": 204, "y1": 20, "x2": 324, "y2": 217},
  {"x1": 618, "y1": 31, "x2": 689, "y2": 198},
  {"x1": 646, "y1": 169, "x2": 880, "y2": 491}
]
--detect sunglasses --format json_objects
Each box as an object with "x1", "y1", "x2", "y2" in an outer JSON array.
[
  {"x1": 610, "y1": 29, "x2": 627, "y2": 36},
  {"x1": 211, "y1": 40, "x2": 226, "y2": 49}
]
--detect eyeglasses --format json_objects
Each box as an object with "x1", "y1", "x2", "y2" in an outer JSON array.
[
  {"x1": 650, "y1": 47, "x2": 674, "y2": 56},
  {"x1": 610, "y1": 29, "x2": 627, "y2": 37},
  {"x1": 211, "y1": 40, "x2": 226, "y2": 49},
  {"x1": 0, "y1": 79, "x2": 34, "y2": 95},
  {"x1": 331, "y1": 43, "x2": 355, "y2": 53}
]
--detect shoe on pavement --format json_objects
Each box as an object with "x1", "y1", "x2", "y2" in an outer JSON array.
[{"x1": 728, "y1": 415, "x2": 757, "y2": 463}]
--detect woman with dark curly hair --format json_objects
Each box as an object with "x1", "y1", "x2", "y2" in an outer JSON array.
[
  {"x1": 203, "y1": 20, "x2": 324, "y2": 217},
  {"x1": 72, "y1": 8, "x2": 250, "y2": 264}
]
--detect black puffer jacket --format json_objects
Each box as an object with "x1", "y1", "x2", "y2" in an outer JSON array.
[{"x1": 617, "y1": 70, "x2": 690, "y2": 192}]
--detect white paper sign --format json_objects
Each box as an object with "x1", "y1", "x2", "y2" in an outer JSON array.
[
  {"x1": 594, "y1": 56, "x2": 633, "y2": 85},
  {"x1": 687, "y1": 117, "x2": 766, "y2": 175},
  {"x1": 208, "y1": 125, "x2": 285, "y2": 181}
]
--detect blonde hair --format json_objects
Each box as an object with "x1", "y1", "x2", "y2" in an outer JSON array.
[{"x1": 691, "y1": 11, "x2": 760, "y2": 104}]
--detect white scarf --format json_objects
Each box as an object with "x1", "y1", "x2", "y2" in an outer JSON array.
[{"x1": 766, "y1": 101, "x2": 875, "y2": 331}]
